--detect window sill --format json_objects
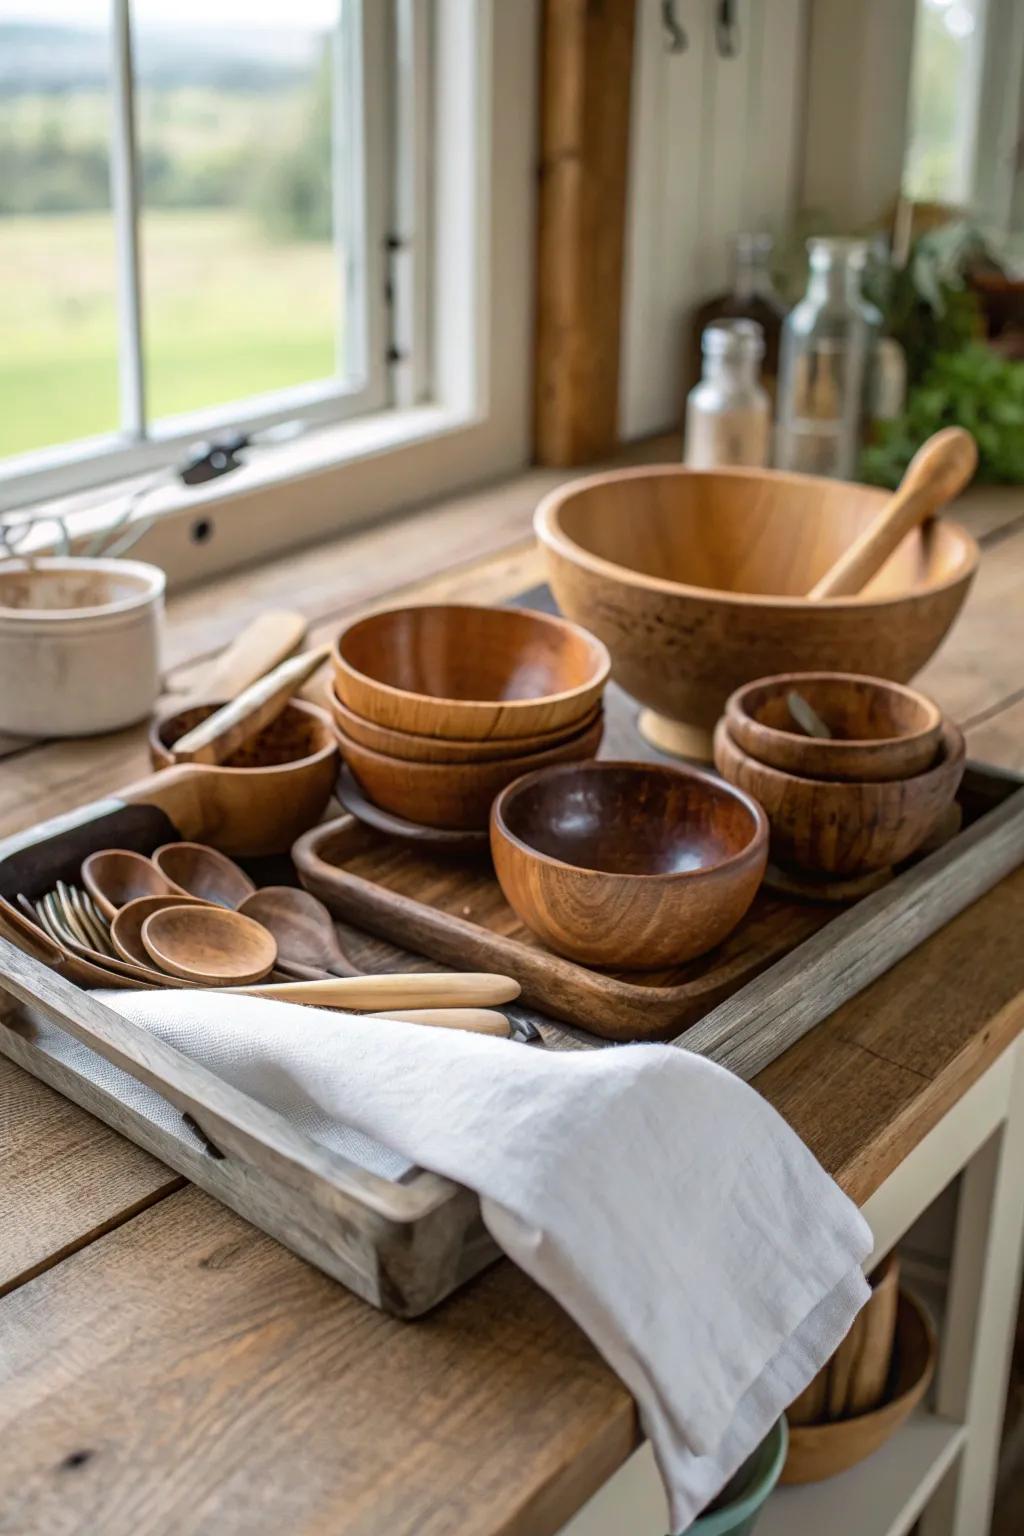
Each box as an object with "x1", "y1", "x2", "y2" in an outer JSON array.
[{"x1": 12, "y1": 398, "x2": 529, "y2": 590}]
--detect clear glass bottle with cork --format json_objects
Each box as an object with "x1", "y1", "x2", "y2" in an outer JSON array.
[{"x1": 684, "y1": 319, "x2": 771, "y2": 470}]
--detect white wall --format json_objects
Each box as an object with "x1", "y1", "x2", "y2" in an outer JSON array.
[{"x1": 619, "y1": 0, "x2": 809, "y2": 440}]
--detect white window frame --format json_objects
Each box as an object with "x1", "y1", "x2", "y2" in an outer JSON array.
[{"x1": 1, "y1": 0, "x2": 538, "y2": 588}]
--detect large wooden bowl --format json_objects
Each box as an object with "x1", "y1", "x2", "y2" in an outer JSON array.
[
  {"x1": 149, "y1": 700, "x2": 338, "y2": 857},
  {"x1": 490, "y1": 760, "x2": 768, "y2": 969},
  {"x1": 713, "y1": 718, "x2": 965, "y2": 877},
  {"x1": 332, "y1": 604, "x2": 610, "y2": 740},
  {"x1": 726, "y1": 673, "x2": 944, "y2": 782},
  {"x1": 782, "y1": 1290, "x2": 936, "y2": 1485},
  {"x1": 329, "y1": 687, "x2": 602, "y2": 764},
  {"x1": 338, "y1": 712, "x2": 604, "y2": 831},
  {"x1": 535, "y1": 465, "x2": 977, "y2": 755}
]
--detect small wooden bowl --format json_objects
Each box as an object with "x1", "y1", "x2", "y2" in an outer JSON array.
[
  {"x1": 713, "y1": 719, "x2": 966, "y2": 878},
  {"x1": 782, "y1": 1290, "x2": 936, "y2": 1485},
  {"x1": 490, "y1": 760, "x2": 768, "y2": 969},
  {"x1": 149, "y1": 699, "x2": 338, "y2": 857},
  {"x1": 338, "y1": 712, "x2": 605, "y2": 831},
  {"x1": 332, "y1": 604, "x2": 610, "y2": 741},
  {"x1": 329, "y1": 687, "x2": 602, "y2": 763},
  {"x1": 726, "y1": 673, "x2": 944, "y2": 782}
]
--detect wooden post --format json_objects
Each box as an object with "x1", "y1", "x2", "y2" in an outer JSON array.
[{"x1": 534, "y1": 0, "x2": 637, "y2": 467}]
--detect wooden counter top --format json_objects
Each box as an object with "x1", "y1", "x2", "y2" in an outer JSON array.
[{"x1": 1, "y1": 460, "x2": 1024, "y2": 1536}]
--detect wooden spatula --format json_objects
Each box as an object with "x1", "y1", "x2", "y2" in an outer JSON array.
[
  {"x1": 170, "y1": 647, "x2": 329, "y2": 766},
  {"x1": 173, "y1": 609, "x2": 308, "y2": 708},
  {"x1": 808, "y1": 427, "x2": 978, "y2": 600}
]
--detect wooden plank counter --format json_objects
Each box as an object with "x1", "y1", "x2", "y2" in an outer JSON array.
[{"x1": 1, "y1": 461, "x2": 1023, "y2": 1536}]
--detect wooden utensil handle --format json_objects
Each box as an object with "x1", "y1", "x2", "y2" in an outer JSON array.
[
  {"x1": 229, "y1": 973, "x2": 521, "y2": 1008},
  {"x1": 368, "y1": 1008, "x2": 511, "y2": 1037},
  {"x1": 183, "y1": 610, "x2": 307, "y2": 707},
  {"x1": 809, "y1": 427, "x2": 977, "y2": 600},
  {"x1": 172, "y1": 647, "x2": 330, "y2": 766}
]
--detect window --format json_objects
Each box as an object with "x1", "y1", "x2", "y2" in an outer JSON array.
[
  {"x1": 903, "y1": 0, "x2": 987, "y2": 206},
  {"x1": 0, "y1": 2, "x2": 538, "y2": 584},
  {"x1": 0, "y1": 0, "x2": 397, "y2": 506}
]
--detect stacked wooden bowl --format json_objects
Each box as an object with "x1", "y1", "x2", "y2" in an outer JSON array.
[
  {"x1": 329, "y1": 604, "x2": 610, "y2": 831},
  {"x1": 713, "y1": 672, "x2": 966, "y2": 885}
]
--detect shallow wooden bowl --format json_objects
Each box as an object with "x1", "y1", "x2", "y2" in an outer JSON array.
[
  {"x1": 726, "y1": 673, "x2": 944, "y2": 782},
  {"x1": 535, "y1": 465, "x2": 978, "y2": 745},
  {"x1": 338, "y1": 712, "x2": 604, "y2": 831},
  {"x1": 149, "y1": 699, "x2": 337, "y2": 857},
  {"x1": 782, "y1": 1290, "x2": 936, "y2": 1485},
  {"x1": 713, "y1": 718, "x2": 966, "y2": 877},
  {"x1": 332, "y1": 604, "x2": 610, "y2": 740},
  {"x1": 490, "y1": 759, "x2": 768, "y2": 969},
  {"x1": 330, "y1": 687, "x2": 602, "y2": 763}
]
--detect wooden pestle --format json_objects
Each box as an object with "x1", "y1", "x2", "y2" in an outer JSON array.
[{"x1": 809, "y1": 427, "x2": 978, "y2": 601}]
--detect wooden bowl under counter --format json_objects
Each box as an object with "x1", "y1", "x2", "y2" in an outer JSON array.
[
  {"x1": 713, "y1": 718, "x2": 966, "y2": 878},
  {"x1": 332, "y1": 604, "x2": 610, "y2": 740},
  {"x1": 149, "y1": 699, "x2": 338, "y2": 858},
  {"x1": 782, "y1": 1290, "x2": 936, "y2": 1485},
  {"x1": 726, "y1": 673, "x2": 944, "y2": 782},
  {"x1": 329, "y1": 687, "x2": 602, "y2": 764},
  {"x1": 490, "y1": 760, "x2": 768, "y2": 969},
  {"x1": 337, "y1": 712, "x2": 604, "y2": 831},
  {"x1": 535, "y1": 465, "x2": 977, "y2": 758}
]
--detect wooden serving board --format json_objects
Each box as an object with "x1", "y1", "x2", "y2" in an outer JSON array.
[{"x1": 294, "y1": 682, "x2": 1024, "y2": 1043}]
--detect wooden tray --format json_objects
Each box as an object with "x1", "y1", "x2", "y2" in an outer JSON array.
[
  {"x1": 2, "y1": 745, "x2": 1024, "y2": 1318},
  {"x1": 293, "y1": 682, "x2": 1024, "y2": 1045}
]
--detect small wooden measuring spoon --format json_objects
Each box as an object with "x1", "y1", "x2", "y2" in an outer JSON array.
[
  {"x1": 82, "y1": 848, "x2": 183, "y2": 922},
  {"x1": 152, "y1": 843, "x2": 256, "y2": 908},
  {"x1": 141, "y1": 905, "x2": 278, "y2": 986},
  {"x1": 237, "y1": 887, "x2": 361, "y2": 978}
]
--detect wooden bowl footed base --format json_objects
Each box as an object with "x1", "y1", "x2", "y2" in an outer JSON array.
[
  {"x1": 637, "y1": 709, "x2": 715, "y2": 762},
  {"x1": 762, "y1": 862, "x2": 895, "y2": 903}
]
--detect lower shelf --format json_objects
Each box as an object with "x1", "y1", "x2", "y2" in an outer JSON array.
[{"x1": 758, "y1": 1412, "x2": 965, "y2": 1536}]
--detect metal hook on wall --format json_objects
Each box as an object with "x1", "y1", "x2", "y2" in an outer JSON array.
[
  {"x1": 661, "y1": 0, "x2": 688, "y2": 54},
  {"x1": 716, "y1": 0, "x2": 740, "y2": 58}
]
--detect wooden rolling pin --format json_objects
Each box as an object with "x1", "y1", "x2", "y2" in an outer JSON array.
[{"x1": 809, "y1": 427, "x2": 978, "y2": 600}]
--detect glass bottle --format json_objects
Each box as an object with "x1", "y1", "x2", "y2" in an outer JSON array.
[
  {"x1": 684, "y1": 319, "x2": 771, "y2": 470},
  {"x1": 690, "y1": 233, "x2": 788, "y2": 396},
  {"x1": 775, "y1": 238, "x2": 883, "y2": 481}
]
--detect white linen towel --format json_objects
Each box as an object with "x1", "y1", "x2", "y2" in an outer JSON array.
[{"x1": 90, "y1": 990, "x2": 872, "y2": 1532}]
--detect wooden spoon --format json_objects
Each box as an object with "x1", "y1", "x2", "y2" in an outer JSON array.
[
  {"x1": 808, "y1": 427, "x2": 978, "y2": 600},
  {"x1": 82, "y1": 848, "x2": 184, "y2": 922},
  {"x1": 170, "y1": 647, "x2": 330, "y2": 766},
  {"x1": 369, "y1": 1008, "x2": 511, "y2": 1037},
  {"x1": 237, "y1": 887, "x2": 361, "y2": 978},
  {"x1": 170, "y1": 609, "x2": 307, "y2": 709},
  {"x1": 141, "y1": 905, "x2": 278, "y2": 986},
  {"x1": 111, "y1": 894, "x2": 212, "y2": 967},
  {"x1": 226, "y1": 973, "x2": 521, "y2": 1008},
  {"x1": 152, "y1": 843, "x2": 256, "y2": 908}
]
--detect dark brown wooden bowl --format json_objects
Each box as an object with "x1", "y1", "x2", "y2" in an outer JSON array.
[
  {"x1": 536, "y1": 465, "x2": 978, "y2": 738},
  {"x1": 338, "y1": 713, "x2": 604, "y2": 831},
  {"x1": 713, "y1": 718, "x2": 966, "y2": 877},
  {"x1": 725, "y1": 673, "x2": 944, "y2": 782},
  {"x1": 329, "y1": 686, "x2": 602, "y2": 763},
  {"x1": 489, "y1": 760, "x2": 768, "y2": 969},
  {"x1": 332, "y1": 604, "x2": 610, "y2": 740},
  {"x1": 149, "y1": 699, "x2": 337, "y2": 857}
]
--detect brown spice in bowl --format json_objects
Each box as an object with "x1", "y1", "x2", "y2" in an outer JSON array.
[{"x1": 159, "y1": 704, "x2": 322, "y2": 767}]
